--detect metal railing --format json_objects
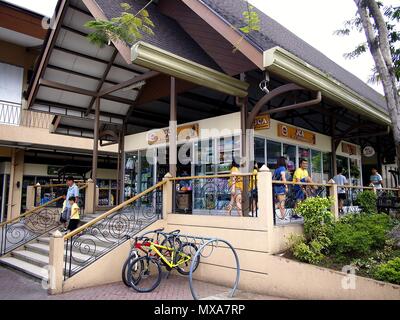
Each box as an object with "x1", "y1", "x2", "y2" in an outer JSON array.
[
  {"x1": 335, "y1": 185, "x2": 400, "y2": 216},
  {"x1": 0, "y1": 100, "x2": 52, "y2": 128},
  {"x1": 63, "y1": 180, "x2": 166, "y2": 279},
  {"x1": 33, "y1": 183, "x2": 87, "y2": 215},
  {"x1": 0, "y1": 184, "x2": 87, "y2": 256},
  {"x1": 272, "y1": 180, "x2": 331, "y2": 225},
  {"x1": 171, "y1": 173, "x2": 258, "y2": 217},
  {"x1": 20, "y1": 110, "x2": 52, "y2": 129},
  {"x1": 0, "y1": 100, "x2": 21, "y2": 125}
]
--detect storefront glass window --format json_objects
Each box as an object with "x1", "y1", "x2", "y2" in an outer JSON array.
[
  {"x1": 195, "y1": 139, "x2": 215, "y2": 176},
  {"x1": 283, "y1": 144, "x2": 296, "y2": 175},
  {"x1": 299, "y1": 147, "x2": 311, "y2": 171},
  {"x1": 217, "y1": 136, "x2": 240, "y2": 173},
  {"x1": 254, "y1": 137, "x2": 266, "y2": 166},
  {"x1": 156, "y1": 147, "x2": 169, "y2": 182},
  {"x1": 139, "y1": 149, "x2": 154, "y2": 192},
  {"x1": 124, "y1": 152, "x2": 139, "y2": 199},
  {"x1": 336, "y1": 156, "x2": 350, "y2": 179},
  {"x1": 323, "y1": 152, "x2": 332, "y2": 182},
  {"x1": 350, "y1": 158, "x2": 361, "y2": 185},
  {"x1": 267, "y1": 140, "x2": 281, "y2": 171},
  {"x1": 311, "y1": 150, "x2": 322, "y2": 183}
]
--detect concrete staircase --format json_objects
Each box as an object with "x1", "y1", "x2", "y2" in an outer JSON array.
[{"x1": 0, "y1": 212, "x2": 105, "y2": 281}]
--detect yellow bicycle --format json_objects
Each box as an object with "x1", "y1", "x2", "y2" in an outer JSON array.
[{"x1": 126, "y1": 233, "x2": 200, "y2": 293}]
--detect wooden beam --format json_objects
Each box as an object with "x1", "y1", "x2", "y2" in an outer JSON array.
[
  {"x1": 27, "y1": 0, "x2": 69, "y2": 108},
  {"x1": 86, "y1": 48, "x2": 119, "y2": 115},
  {"x1": 98, "y1": 71, "x2": 159, "y2": 97},
  {"x1": 39, "y1": 79, "x2": 98, "y2": 97}
]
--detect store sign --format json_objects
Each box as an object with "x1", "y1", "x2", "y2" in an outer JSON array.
[
  {"x1": 254, "y1": 113, "x2": 270, "y2": 130},
  {"x1": 278, "y1": 124, "x2": 316, "y2": 145},
  {"x1": 363, "y1": 146, "x2": 375, "y2": 157},
  {"x1": 342, "y1": 142, "x2": 358, "y2": 156},
  {"x1": 147, "y1": 124, "x2": 199, "y2": 145}
]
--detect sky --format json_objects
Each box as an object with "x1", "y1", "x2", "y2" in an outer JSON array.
[{"x1": 5, "y1": 0, "x2": 400, "y2": 95}]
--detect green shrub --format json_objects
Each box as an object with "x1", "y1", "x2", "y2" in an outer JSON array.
[
  {"x1": 295, "y1": 196, "x2": 334, "y2": 240},
  {"x1": 355, "y1": 190, "x2": 377, "y2": 214},
  {"x1": 374, "y1": 257, "x2": 400, "y2": 284},
  {"x1": 289, "y1": 234, "x2": 325, "y2": 264},
  {"x1": 331, "y1": 213, "x2": 391, "y2": 257},
  {"x1": 288, "y1": 197, "x2": 334, "y2": 264}
]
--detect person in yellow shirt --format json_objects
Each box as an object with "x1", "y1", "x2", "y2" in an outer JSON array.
[
  {"x1": 249, "y1": 162, "x2": 259, "y2": 217},
  {"x1": 292, "y1": 159, "x2": 314, "y2": 218},
  {"x1": 67, "y1": 196, "x2": 80, "y2": 232},
  {"x1": 227, "y1": 161, "x2": 242, "y2": 216}
]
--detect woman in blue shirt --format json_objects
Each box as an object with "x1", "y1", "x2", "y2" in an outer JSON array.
[{"x1": 273, "y1": 157, "x2": 289, "y2": 219}]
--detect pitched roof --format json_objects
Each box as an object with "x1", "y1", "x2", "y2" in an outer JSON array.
[
  {"x1": 200, "y1": 0, "x2": 387, "y2": 112},
  {"x1": 94, "y1": 0, "x2": 222, "y2": 71}
]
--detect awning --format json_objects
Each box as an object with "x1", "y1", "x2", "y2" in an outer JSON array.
[
  {"x1": 131, "y1": 41, "x2": 249, "y2": 98},
  {"x1": 263, "y1": 46, "x2": 391, "y2": 125}
]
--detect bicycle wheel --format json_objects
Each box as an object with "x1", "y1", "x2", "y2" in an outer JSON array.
[
  {"x1": 127, "y1": 256, "x2": 162, "y2": 293},
  {"x1": 176, "y1": 243, "x2": 200, "y2": 276},
  {"x1": 122, "y1": 251, "x2": 139, "y2": 287}
]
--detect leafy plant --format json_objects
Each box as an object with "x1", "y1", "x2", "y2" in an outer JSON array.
[
  {"x1": 330, "y1": 213, "x2": 391, "y2": 257},
  {"x1": 288, "y1": 197, "x2": 334, "y2": 264},
  {"x1": 84, "y1": 2, "x2": 155, "y2": 48},
  {"x1": 374, "y1": 257, "x2": 400, "y2": 285},
  {"x1": 355, "y1": 190, "x2": 377, "y2": 214},
  {"x1": 233, "y1": 0, "x2": 261, "y2": 52},
  {"x1": 294, "y1": 196, "x2": 334, "y2": 240}
]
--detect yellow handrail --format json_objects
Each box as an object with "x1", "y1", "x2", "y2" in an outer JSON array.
[
  {"x1": 64, "y1": 180, "x2": 167, "y2": 240},
  {"x1": 272, "y1": 180, "x2": 333, "y2": 187},
  {"x1": 170, "y1": 173, "x2": 256, "y2": 181},
  {"x1": 33, "y1": 183, "x2": 87, "y2": 189},
  {"x1": 0, "y1": 184, "x2": 88, "y2": 228}
]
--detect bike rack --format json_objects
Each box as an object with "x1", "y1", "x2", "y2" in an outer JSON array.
[
  {"x1": 187, "y1": 236, "x2": 240, "y2": 300},
  {"x1": 133, "y1": 231, "x2": 241, "y2": 300}
]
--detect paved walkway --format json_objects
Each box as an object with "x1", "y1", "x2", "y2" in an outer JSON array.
[{"x1": 0, "y1": 266, "x2": 286, "y2": 300}]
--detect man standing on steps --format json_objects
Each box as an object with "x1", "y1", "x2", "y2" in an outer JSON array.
[{"x1": 61, "y1": 176, "x2": 79, "y2": 232}]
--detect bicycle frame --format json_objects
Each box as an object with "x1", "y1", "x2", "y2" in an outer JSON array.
[{"x1": 149, "y1": 242, "x2": 191, "y2": 269}]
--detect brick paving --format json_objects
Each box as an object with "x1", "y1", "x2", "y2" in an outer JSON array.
[{"x1": 0, "y1": 266, "x2": 286, "y2": 300}]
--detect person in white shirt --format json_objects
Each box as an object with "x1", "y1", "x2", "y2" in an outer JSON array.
[
  {"x1": 369, "y1": 168, "x2": 383, "y2": 189},
  {"x1": 332, "y1": 167, "x2": 348, "y2": 214}
]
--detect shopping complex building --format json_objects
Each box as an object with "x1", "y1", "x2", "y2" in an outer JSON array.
[{"x1": 0, "y1": 0, "x2": 399, "y2": 299}]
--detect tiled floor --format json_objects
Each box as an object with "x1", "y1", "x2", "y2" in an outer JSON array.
[{"x1": 0, "y1": 266, "x2": 286, "y2": 300}]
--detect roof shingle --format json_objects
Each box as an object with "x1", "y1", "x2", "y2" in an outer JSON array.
[{"x1": 200, "y1": 0, "x2": 387, "y2": 111}]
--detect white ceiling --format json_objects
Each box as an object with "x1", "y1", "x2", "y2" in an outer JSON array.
[{"x1": 0, "y1": 27, "x2": 43, "y2": 47}]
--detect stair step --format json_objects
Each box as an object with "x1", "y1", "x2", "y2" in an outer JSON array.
[
  {"x1": 0, "y1": 256, "x2": 48, "y2": 281},
  {"x1": 12, "y1": 250, "x2": 49, "y2": 267},
  {"x1": 26, "y1": 241, "x2": 107, "y2": 262}
]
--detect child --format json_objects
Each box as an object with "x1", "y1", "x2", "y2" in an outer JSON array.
[
  {"x1": 59, "y1": 198, "x2": 69, "y2": 231},
  {"x1": 67, "y1": 196, "x2": 80, "y2": 232}
]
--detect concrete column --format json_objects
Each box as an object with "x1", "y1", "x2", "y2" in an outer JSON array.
[
  {"x1": 84, "y1": 179, "x2": 96, "y2": 215},
  {"x1": 7, "y1": 149, "x2": 24, "y2": 219},
  {"x1": 91, "y1": 98, "x2": 100, "y2": 211},
  {"x1": 162, "y1": 173, "x2": 173, "y2": 218},
  {"x1": 169, "y1": 77, "x2": 177, "y2": 177},
  {"x1": 26, "y1": 185, "x2": 35, "y2": 211},
  {"x1": 329, "y1": 183, "x2": 339, "y2": 220},
  {"x1": 48, "y1": 230, "x2": 65, "y2": 295},
  {"x1": 257, "y1": 165, "x2": 274, "y2": 251}
]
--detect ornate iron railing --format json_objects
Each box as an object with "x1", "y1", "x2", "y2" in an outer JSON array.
[
  {"x1": 0, "y1": 100, "x2": 52, "y2": 128},
  {"x1": 63, "y1": 180, "x2": 166, "y2": 279},
  {"x1": 171, "y1": 174, "x2": 258, "y2": 217},
  {"x1": 0, "y1": 184, "x2": 87, "y2": 256},
  {"x1": 272, "y1": 180, "x2": 331, "y2": 225}
]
